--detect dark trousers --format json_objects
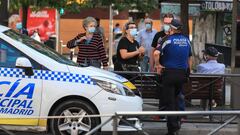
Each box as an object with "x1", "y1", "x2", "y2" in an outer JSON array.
[{"x1": 161, "y1": 69, "x2": 187, "y2": 133}]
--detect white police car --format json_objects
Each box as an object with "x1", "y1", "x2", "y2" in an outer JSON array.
[{"x1": 0, "y1": 25, "x2": 142, "y2": 134}]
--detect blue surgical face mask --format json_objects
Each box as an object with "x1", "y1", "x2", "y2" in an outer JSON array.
[
  {"x1": 145, "y1": 23, "x2": 151, "y2": 29},
  {"x1": 88, "y1": 27, "x2": 95, "y2": 33},
  {"x1": 130, "y1": 28, "x2": 137, "y2": 37},
  {"x1": 16, "y1": 22, "x2": 22, "y2": 30},
  {"x1": 163, "y1": 24, "x2": 170, "y2": 32}
]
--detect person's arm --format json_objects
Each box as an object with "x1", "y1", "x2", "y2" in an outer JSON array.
[
  {"x1": 120, "y1": 49, "x2": 140, "y2": 59},
  {"x1": 150, "y1": 33, "x2": 159, "y2": 72},
  {"x1": 96, "y1": 34, "x2": 108, "y2": 68},
  {"x1": 196, "y1": 64, "x2": 204, "y2": 73},
  {"x1": 153, "y1": 50, "x2": 164, "y2": 74},
  {"x1": 67, "y1": 34, "x2": 86, "y2": 49},
  {"x1": 188, "y1": 56, "x2": 193, "y2": 72},
  {"x1": 188, "y1": 43, "x2": 193, "y2": 72},
  {"x1": 149, "y1": 47, "x2": 156, "y2": 72}
]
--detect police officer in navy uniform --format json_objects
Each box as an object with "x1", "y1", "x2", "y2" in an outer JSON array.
[{"x1": 154, "y1": 19, "x2": 192, "y2": 135}]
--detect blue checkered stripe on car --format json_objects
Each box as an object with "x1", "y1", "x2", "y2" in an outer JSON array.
[{"x1": 0, "y1": 67, "x2": 94, "y2": 85}]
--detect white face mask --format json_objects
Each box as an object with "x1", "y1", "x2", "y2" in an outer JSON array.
[
  {"x1": 145, "y1": 24, "x2": 151, "y2": 29},
  {"x1": 88, "y1": 27, "x2": 96, "y2": 33},
  {"x1": 163, "y1": 24, "x2": 170, "y2": 32},
  {"x1": 129, "y1": 28, "x2": 137, "y2": 37}
]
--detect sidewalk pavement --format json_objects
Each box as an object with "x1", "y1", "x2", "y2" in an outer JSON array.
[
  {"x1": 141, "y1": 122, "x2": 237, "y2": 135},
  {"x1": 0, "y1": 122, "x2": 237, "y2": 135}
]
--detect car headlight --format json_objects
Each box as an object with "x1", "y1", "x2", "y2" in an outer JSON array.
[{"x1": 92, "y1": 78, "x2": 135, "y2": 96}]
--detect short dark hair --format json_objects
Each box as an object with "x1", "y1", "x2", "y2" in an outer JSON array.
[
  {"x1": 125, "y1": 21, "x2": 136, "y2": 30},
  {"x1": 163, "y1": 13, "x2": 174, "y2": 19},
  {"x1": 95, "y1": 17, "x2": 100, "y2": 22}
]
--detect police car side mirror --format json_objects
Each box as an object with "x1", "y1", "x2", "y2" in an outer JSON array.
[{"x1": 15, "y1": 57, "x2": 34, "y2": 76}]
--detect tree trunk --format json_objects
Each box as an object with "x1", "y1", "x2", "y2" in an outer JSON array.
[
  {"x1": 0, "y1": 0, "x2": 9, "y2": 26},
  {"x1": 180, "y1": 0, "x2": 189, "y2": 36},
  {"x1": 22, "y1": 5, "x2": 28, "y2": 29}
]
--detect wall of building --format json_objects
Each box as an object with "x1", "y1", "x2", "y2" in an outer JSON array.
[
  {"x1": 59, "y1": 7, "x2": 193, "y2": 55},
  {"x1": 60, "y1": 18, "x2": 193, "y2": 54}
]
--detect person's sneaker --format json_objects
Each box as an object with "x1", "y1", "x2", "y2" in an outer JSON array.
[
  {"x1": 151, "y1": 116, "x2": 166, "y2": 121},
  {"x1": 212, "y1": 101, "x2": 217, "y2": 108},
  {"x1": 203, "y1": 115, "x2": 210, "y2": 119},
  {"x1": 180, "y1": 117, "x2": 186, "y2": 124}
]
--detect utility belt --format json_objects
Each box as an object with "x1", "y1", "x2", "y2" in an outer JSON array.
[{"x1": 162, "y1": 68, "x2": 187, "y2": 72}]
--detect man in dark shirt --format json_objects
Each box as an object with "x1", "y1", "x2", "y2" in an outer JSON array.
[{"x1": 150, "y1": 13, "x2": 174, "y2": 72}]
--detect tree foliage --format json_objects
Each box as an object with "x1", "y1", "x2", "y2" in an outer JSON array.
[
  {"x1": 9, "y1": 0, "x2": 69, "y2": 28},
  {"x1": 8, "y1": 0, "x2": 159, "y2": 28},
  {"x1": 9, "y1": 0, "x2": 159, "y2": 14},
  {"x1": 9, "y1": 0, "x2": 68, "y2": 11},
  {"x1": 80, "y1": 0, "x2": 159, "y2": 13}
]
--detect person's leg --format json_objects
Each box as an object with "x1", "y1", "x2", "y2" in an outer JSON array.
[
  {"x1": 167, "y1": 70, "x2": 187, "y2": 134},
  {"x1": 178, "y1": 90, "x2": 185, "y2": 111},
  {"x1": 162, "y1": 70, "x2": 181, "y2": 134}
]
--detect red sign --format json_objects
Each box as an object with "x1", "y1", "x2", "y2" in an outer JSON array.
[{"x1": 26, "y1": 8, "x2": 56, "y2": 42}]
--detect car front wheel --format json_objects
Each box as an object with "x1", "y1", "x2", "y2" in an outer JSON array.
[{"x1": 50, "y1": 99, "x2": 100, "y2": 135}]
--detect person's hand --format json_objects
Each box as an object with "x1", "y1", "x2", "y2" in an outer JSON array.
[
  {"x1": 155, "y1": 64, "x2": 165, "y2": 75},
  {"x1": 103, "y1": 66, "x2": 108, "y2": 70},
  {"x1": 76, "y1": 36, "x2": 87, "y2": 43},
  {"x1": 138, "y1": 46, "x2": 145, "y2": 54}
]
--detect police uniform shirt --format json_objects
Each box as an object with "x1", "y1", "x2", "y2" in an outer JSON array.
[
  {"x1": 157, "y1": 33, "x2": 192, "y2": 70},
  {"x1": 117, "y1": 37, "x2": 140, "y2": 65}
]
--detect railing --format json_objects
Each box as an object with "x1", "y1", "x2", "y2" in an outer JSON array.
[
  {"x1": 113, "y1": 71, "x2": 240, "y2": 123},
  {"x1": 0, "y1": 110, "x2": 239, "y2": 135}
]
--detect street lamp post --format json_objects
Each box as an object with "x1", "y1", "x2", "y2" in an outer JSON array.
[{"x1": 108, "y1": 4, "x2": 114, "y2": 68}]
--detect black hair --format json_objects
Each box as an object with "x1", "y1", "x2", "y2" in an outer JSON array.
[
  {"x1": 115, "y1": 23, "x2": 120, "y2": 27},
  {"x1": 163, "y1": 13, "x2": 174, "y2": 19},
  {"x1": 125, "y1": 21, "x2": 136, "y2": 30}
]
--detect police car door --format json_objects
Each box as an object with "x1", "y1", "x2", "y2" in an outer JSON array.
[{"x1": 0, "y1": 39, "x2": 42, "y2": 126}]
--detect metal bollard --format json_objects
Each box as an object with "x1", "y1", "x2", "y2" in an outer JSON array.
[{"x1": 112, "y1": 115, "x2": 118, "y2": 135}]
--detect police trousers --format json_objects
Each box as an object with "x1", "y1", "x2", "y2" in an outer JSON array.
[{"x1": 160, "y1": 68, "x2": 187, "y2": 133}]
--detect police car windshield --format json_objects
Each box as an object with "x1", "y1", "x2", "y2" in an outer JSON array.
[{"x1": 3, "y1": 30, "x2": 78, "y2": 66}]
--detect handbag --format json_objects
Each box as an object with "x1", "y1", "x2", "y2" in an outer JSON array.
[{"x1": 121, "y1": 64, "x2": 139, "y2": 71}]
